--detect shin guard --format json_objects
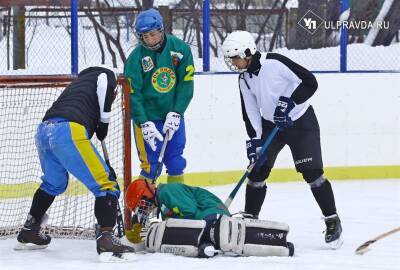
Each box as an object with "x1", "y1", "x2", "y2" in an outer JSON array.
[
  {"x1": 145, "y1": 219, "x2": 206, "y2": 257},
  {"x1": 214, "y1": 216, "x2": 293, "y2": 257}
]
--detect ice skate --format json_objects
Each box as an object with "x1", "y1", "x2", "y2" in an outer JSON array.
[
  {"x1": 96, "y1": 228, "x2": 136, "y2": 262},
  {"x1": 15, "y1": 214, "x2": 51, "y2": 250},
  {"x1": 324, "y1": 214, "x2": 343, "y2": 249}
]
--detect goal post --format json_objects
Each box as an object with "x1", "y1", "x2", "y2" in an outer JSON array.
[{"x1": 0, "y1": 75, "x2": 132, "y2": 239}]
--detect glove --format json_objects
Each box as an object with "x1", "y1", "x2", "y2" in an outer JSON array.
[
  {"x1": 246, "y1": 138, "x2": 262, "y2": 164},
  {"x1": 140, "y1": 121, "x2": 163, "y2": 151},
  {"x1": 273, "y1": 96, "x2": 295, "y2": 129},
  {"x1": 105, "y1": 160, "x2": 117, "y2": 183},
  {"x1": 162, "y1": 112, "x2": 181, "y2": 141},
  {"x1": 96, "y1": 122, "x2": 109, "y2": 141},
  {"x1": 125, "y1": 223, "x2": 144, "y2": 244}
]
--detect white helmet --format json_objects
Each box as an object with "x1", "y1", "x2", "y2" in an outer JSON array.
[{"x1": 222, "y1": 31, "x2": 257, "y2": 71}]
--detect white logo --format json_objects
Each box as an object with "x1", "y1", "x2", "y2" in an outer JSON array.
[
  {"x1": 277, "y1": 100, "x2": 288, "y2": 112},
  {"x1": 304, "y1": 18, "x2": 317, "y2": 30},
  {"x1": 297, "y1": 10, "x2": 324, "y2": 34},
  {"x1": 295, "y1": 157, "x2": 313, "y2": 165},
  {"x1": 298, "y1": 9, "x2": 389, "y2": 35}
]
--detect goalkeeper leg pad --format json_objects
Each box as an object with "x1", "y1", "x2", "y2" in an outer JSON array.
[
  {"x1": 145, "y1": 218, "x2": 207, "y2": 257},
  {"x1": 213, "y1": 216, "x2": 293, "y2": 257}
]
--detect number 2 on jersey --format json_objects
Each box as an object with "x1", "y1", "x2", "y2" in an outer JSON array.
[{"x1": 184, "y1": 65, "x2": 194, "y2": 81}]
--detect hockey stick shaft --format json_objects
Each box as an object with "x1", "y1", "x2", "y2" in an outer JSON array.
[
  {"x1": 134, "y1": 132, "x2": 169, "y2": 227},
  {"x1": 101, "y1": 140, "x2": 125, "y2": 238},
  {"x1": 131, "y1": 132, "x2": 169, "y2": 228},
  {"x1": 224, "y1": 126, "x2": 279, "y2": 208},
  {"x1": 355, "y1": 227, "x2": 400, "y2": 255},
  {"x1": 151, "y1": 130, "x2": 169, "y2": 184}
]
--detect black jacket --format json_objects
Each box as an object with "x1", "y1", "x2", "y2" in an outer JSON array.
[{"x1": 43, "y1": 66, "x2": 117, "y2": 138}]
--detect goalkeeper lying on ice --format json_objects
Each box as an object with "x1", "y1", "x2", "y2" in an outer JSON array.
[{"x1": 124, "y1": 179, "x2": 294, "y2": 258}]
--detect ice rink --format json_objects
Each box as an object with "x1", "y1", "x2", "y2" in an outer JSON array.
[{"x1": 1, "y1": 179, "x2": 399, "y2": 270}]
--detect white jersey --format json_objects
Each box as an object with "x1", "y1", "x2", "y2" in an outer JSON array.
[{"x1": 239, "y1": 52, "x2": 318, "y2": 139}]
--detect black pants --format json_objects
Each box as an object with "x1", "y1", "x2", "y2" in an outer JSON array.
[{"x1": 248, "y1": 106, "x2": 323, "y2": 182}]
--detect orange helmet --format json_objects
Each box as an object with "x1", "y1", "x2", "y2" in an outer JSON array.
[{"x1": 125, "y1": 179, "x2": 155, "y2": 211}]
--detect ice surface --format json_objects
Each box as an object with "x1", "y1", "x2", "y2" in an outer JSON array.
[{"x1": 1, "y1": 179, "x2": 399, "y2": 270}]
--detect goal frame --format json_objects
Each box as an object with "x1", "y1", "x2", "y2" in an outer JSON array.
[{"x1": 0, "y1": 75, "x2": 133, "y2": 234}]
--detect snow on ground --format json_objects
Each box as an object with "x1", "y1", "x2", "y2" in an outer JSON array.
[{"x1": 1, "y1": 179, "x2": 399, "y2": 270}]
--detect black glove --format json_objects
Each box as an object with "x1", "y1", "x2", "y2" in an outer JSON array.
[
  {"x1": 96, "y1": 122, "x2": 109, "y2": 141},
  {"x1": 246, "y1": 138, "x2": 262, "y2": 164},
  {"x1": 273, "y1": 96, "x2": 295, "y2": 129},
  {"x1": 105, "y1": 160, "x2": 117, "y2": 183}
]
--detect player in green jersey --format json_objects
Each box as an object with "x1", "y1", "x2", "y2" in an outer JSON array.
[{"x1": 124, "y1": 8, "x2": 194, "y2": 184}]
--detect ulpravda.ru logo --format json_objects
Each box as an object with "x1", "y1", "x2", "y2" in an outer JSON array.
[{"x1": 298, "y1": 9, "x2": 390, "y2": 35}]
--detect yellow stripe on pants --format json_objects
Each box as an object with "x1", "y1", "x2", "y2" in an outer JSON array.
[
  {"x1": 70, "y1": 122, "x2": 116, "y2": 192},
  {"x1": 134, "y1": 125, "x2": 151, "y2": 174}
]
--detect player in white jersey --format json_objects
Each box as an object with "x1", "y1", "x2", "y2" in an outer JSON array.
[{"x1": 222, "y1": 31, "x2": 343, "y2": 249}]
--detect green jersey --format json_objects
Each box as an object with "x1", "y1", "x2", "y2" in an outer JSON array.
[
  {"x1": 156, "y1": 183, "x2": 230, "y2": 220},
  {"x1": 124, "y1": 34, "x2": 194, "y2": 125}
]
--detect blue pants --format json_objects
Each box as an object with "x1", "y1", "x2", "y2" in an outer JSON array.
[
  {"x1": 133, "y1": 119, "x2": 186, "y2": 180},
  {"x1": 35, "y1": 119, "x2": 119, "y2": 198}
]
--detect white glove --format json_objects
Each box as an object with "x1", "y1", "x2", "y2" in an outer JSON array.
[
  {"x1": 140, "y1": 121, "x2": 163, "y2": 151},
  {"x1": 162, "y1": 112, "x2": 181, "y2": 141}
]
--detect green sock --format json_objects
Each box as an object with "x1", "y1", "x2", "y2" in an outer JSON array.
[{"x1": 167, "y1": 175, "x2": 184, "y2": 183}]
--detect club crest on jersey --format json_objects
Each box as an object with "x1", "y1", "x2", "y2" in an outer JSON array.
[
  {"x1": 142, "y1": 56, "x2": 154, "y2": 72},
  {"x1": 170, "y1": 51, "x2": 183, "y2": 67},
  {"x1": 152, "y1": 67, "x2": 176, "y2": 93}
]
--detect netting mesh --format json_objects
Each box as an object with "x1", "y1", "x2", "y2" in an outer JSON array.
[{"x1": 0, "y1": 78, "x2": 129, "y2": 239}]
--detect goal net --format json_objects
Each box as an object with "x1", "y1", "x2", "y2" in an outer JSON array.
[{"x1": 0, "y1": 75, "x2": 132, "y2": 239}]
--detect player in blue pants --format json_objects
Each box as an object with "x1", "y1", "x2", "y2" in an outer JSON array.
[
  {"x1": 133, "y1": 119, "x2": 186, "y2": 182},
  {"x1": 15, "y1": 66, "x2": 134, "y2": 256}
]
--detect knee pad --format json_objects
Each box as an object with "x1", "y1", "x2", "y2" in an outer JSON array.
[
  {"x1": 248, "y1": 165, "x2": 271, "y2": 183},
  {"x1": 40, "y1": 181, "x2": 68, "y2": 196},
  {"x1": 145, "y1": 218, "x2": 207, "y2": 257},
  {"x1": 247, "y1": 180, "x2": 267, "y2": 188},
  {"x1": 213, "y1": 216, "x2": 293, "y2": 257},
  {"x1": 302, "y1": 169, "x2": 324, "y2": 186},
  {"x1": 165, "y1": 156, "x2": 186, "y2": 176}
]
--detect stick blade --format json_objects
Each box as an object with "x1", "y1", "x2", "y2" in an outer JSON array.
[
  {"x1": 355, "y1": 247, "x2": 369, "y2": 255},
  {"x1": 355, "y1": 240, "x2": 375, "y2": 255}
]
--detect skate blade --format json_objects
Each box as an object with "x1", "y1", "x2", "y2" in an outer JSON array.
[
  {"x1": 98, "y1": 252, "x2": 137, "y2": 263},
  {"x1": 327, "y1": 237, "x2": 344, "y2": 250},
  {"x1": 14, "y1": 242, "x2": 48, "y2": 250},
  {"x1": 120, "y1": 236, "x2": 145, "y2": 252}
]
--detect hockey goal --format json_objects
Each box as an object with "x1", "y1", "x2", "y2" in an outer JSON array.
[{"x1": 0, "y1": 75, "x2": 132, "y2": 239}]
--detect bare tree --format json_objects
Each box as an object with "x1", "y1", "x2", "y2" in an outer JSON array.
[
  {"x1": 210, "y1": 0, "x2": 281, "y2": 57},
  {"x1": 177, "y1": 0, "x2": 203, "y2": 57},
  {"x1": 236, "y1": 0, "x2": 252, "y2": 30},
  {"x1": 371, "y1": 0, "x2": 400, "y2": 46},
  {"x1": 268, "y1": 0, "x2": 288, "y2": 51},
  {"x1": 324, "y1": 0, "x2": 340, "y2": 46},
  {"x1": 254, "y1": 0, "x2": 280, "y2": 45},
  {"x1": 84, "y1": 0, "x2": 127, "y2": 67},
  {"x1": 142, "y1": 0, "x2": 154, "y2": 10}
]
